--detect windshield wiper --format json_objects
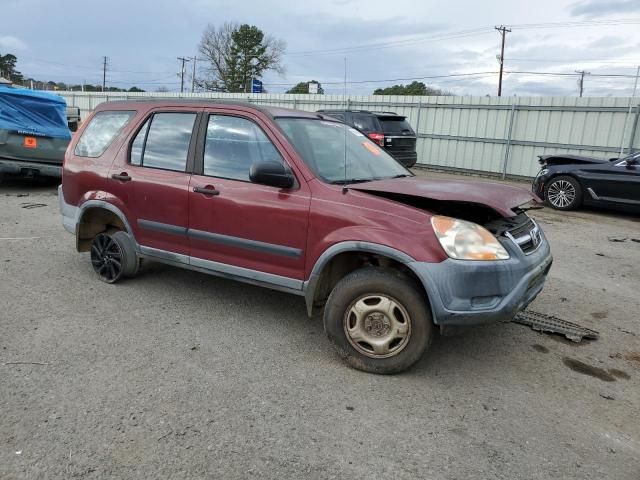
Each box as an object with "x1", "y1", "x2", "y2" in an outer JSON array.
[
  {"x1": 330, "y1": 178, "x2": 376, "y2": 185},
  {"x1": 390, "y1": 174, "x2": 412, "y2": 178}
]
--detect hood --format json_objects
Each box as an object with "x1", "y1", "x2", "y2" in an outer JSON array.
[
  {"x1": 538, "y1": 154, "x2": 612, "y2": 166},
  {"x1": 350, "y1": 176, "x2": 538, "y2": 218}
]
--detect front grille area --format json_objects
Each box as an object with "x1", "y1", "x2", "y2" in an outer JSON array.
[
  {"x1": 483, "y1": 213, "x2": 543, "y2": 255},
  {"x1": 505, "y1": 217, "x2": 541, "y2": 254}
]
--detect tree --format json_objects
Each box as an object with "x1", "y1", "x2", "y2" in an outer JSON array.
[
  {"x1": 286, "y1": 80, "x2": 324, "y2": 94},
  {"x1": 373, "y1": 81, "x2": 450, "y2": 96},
  {"x1": 0, "y1": 53, "x2": 23, "y2": 83},
  {"x1": 128, "y1": 86, "x2": 145, "y2": 92},
  {"x1": 198, "y1": 22, "x2": 285, "y2": 92}
]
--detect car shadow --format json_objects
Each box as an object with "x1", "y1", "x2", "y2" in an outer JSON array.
[
  {"x1": 131, "y1": 259, "x2": 528, "y2": 377},
  {"x1": 0, "y1": 175, "x2": 60, "y2": 194}
]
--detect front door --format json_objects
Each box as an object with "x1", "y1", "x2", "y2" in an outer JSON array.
[
  {"x1": 188, "y1": 110, "x2": 310, "y2": 288},
  {"x1": 581, "y1": 157, "x2": 640, "y2": 205}
]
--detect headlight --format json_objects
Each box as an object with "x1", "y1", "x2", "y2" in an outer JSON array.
[
  {"x1": 537, "y1": 168, "x2": 549, "y2": 177},
  {"x1": 431, "y1": 216, "x2": 510, "y2": 261}
]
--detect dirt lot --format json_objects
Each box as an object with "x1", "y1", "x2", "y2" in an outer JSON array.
[{"x1": 1, "y1": 174, "x2": 639, "y2": 480}]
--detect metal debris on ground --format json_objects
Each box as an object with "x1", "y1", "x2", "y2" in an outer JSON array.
[
  {"x1": 20, "y1": 203, "x2": 47, "y2": 209},
  {"x1": 607, "y1": 236, "x2": 627, "y2": 242},
  {"x1": 513, "y1": 310, "x2": 599, "y2": 343}
]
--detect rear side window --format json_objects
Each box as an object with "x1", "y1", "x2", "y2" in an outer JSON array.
[
  {"x1": 203, "y1": 115, "x2": 285, "y2": 182},
  {"x1": 325, "y1": 113, "x2": 345, "y2": 122},
  {"x1": 351, "y1": 114, "x2": 378, "y2": 133},
  {"x1": 75, "y1": 111, "x2": 134, "y2": 157},
  {"x1": 129, "y1": 113, "x2": 196, "y2": 171},
  {"x1": 377, "y1": 116, "x2": 415, "y2": 135}
]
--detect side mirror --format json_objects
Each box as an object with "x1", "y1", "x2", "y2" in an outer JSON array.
[{"x1": 249, "y1": 161, "x2": 295, "y2": 189}]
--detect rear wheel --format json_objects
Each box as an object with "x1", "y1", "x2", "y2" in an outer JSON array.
[
  {"x1": 545, "y1": 175, "x2": 582, "y2": 210},
  {"x1": 323, "y1": 267, "x2": 433, "y2": 374},
  {"x1": 90, "y1": 230, "x2": 138, "y2": 283}
]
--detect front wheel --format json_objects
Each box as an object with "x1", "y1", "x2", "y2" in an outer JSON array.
[
  {"x1": 323, "y1": 267, "x2": 433, "y2": 374},
  {"x1": 545, "y1": 175, "x2": 582, "y2": 210}
]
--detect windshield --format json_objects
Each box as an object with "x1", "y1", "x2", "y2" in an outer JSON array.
[{"x1": 276, "y1": 118, "x2": 411, "y2": 184}]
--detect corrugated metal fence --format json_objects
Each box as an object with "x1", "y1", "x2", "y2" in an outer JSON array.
[{"x1": 57, "y1": 91, "x2": 640, "y2": 178}]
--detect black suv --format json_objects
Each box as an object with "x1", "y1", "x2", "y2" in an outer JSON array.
[{"x1": 317, "y1": 110, "x2": 418, "y2": 167}]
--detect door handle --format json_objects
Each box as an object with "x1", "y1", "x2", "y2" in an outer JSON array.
[
  {"x1": 111, "y1": 173, "x2": 131, "y2": 182},
  {"x1": 193, "y1": 186, "x2": 220, "y2": 196}
]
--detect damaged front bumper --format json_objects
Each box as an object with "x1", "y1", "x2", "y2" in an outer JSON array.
[{"x1": 410, "y1": 233, "x2": 552, "y2": 326}]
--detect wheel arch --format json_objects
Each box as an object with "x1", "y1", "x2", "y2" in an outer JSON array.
[
  {"x1": 76, "y1": 201, "x2": 136, "y2": 252},
  {"x1": 303, "y1": 242, "x2": 431, "y2": 317}
]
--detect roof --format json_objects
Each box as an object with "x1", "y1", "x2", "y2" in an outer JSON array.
[
  {"x1": 93, "y1": 99, "x2": 337, "y2": 120},
  {"x1": 316, "y1": 109, "x2": 404, "y2": 117}
]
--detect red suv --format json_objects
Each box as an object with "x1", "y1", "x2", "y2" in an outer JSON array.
[{"x1": 59, "y1": 100, "x2": 552, "y2": 374}]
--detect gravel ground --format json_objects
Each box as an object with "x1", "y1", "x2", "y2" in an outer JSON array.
[{"x1": 1, "y1": 174, "x2": 639, "y2": 480}]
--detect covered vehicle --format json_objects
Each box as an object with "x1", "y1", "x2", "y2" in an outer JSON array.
[
  {"x1": 0, "y1": 85, "x2": 71, "y2": 179},
  {"x1": 532, "y1": 152, "x2": 640, "y2": 212}
]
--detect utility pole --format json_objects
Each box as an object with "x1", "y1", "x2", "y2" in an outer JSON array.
[
  {"x1": 191, "y1": 56, "x2": 197, "y2": 93},
  {"x1": 177, "y1": 57, "x2": 189, "y2": 93},
  {"x1": 102, "y1": 56, "x2": 108, "y2": 92},
  {"x1": 575, "y1": 70, "x2": 590, "y2": 97},
  {"x1": 495, "y1": 25, "x2": 511, "y2": 97},
  {"x1": 632, "y1": 65, "x2": 640, "y2": 97}
]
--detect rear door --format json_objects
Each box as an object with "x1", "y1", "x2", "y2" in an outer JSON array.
[
  {"x1": 109, "y1": 108, "x2": 200, "y2": 257},
  {"x1": 188, "y1": 109, "x2": 310, "y2": 285}
]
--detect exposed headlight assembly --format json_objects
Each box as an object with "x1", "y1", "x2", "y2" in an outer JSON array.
[{"x1": 431, "y1": 216, "x2": 510, "y2": 261}]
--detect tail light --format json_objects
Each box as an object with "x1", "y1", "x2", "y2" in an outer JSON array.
[{"x1": 367, "y1": 132, "x2": 385, "y2": 146}]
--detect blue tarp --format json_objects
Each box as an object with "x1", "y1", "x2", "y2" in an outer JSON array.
[{"x1": 0, "y1": 85, "x2": 71, "y2": 139}]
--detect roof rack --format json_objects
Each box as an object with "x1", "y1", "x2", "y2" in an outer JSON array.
[
  {"x1": 316, "y1": 109, "x2": 372, "y2": 114},
  {"x1": 316, "y1": 109, "x2": 400, "y2": 115}
]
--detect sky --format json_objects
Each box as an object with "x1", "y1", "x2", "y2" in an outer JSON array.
[{"x1": 1, "y1": 0, "x2": 640, "y2": 96}]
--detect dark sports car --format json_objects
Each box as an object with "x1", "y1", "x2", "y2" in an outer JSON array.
[{"x1": 532, "y1": 152, "x2": 640, "y2": 212}]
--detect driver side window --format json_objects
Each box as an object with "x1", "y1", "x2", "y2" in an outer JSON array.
[{"x1": 203, "y1": 115, "x2": 286, "y2": 181}]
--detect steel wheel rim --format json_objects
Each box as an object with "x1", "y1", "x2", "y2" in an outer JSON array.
[
  {"x1": 343, "y1": 294, "x2": 412, "y2": 359},
  {"x1": 90, "y1": 233, "x2": 123, "y2": 282},
  {"x1": 547, "y1": 180, "x2": 576, "y2": 208}
]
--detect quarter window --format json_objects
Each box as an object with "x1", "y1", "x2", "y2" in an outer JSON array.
[
  {"x1": 351, "y1": 114, "x2": 378, "y2": 133},
  {"x1": 75, "y1": 111, "x2": 134, "y2": 157},
  {"x1": 129, "y1": 113, "x2": 196, "y2": 171},
  {"x1": 203, "y1": 115, "x2": 286, "y2": 181}
]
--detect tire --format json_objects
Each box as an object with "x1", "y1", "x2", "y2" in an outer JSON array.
[
  {"x1": 323, "y1": 267, "x2": 433, "y2": 374},
  {"x1": 545, "y1": 175, "x2": 582, "y2": 210},
  {"x1": 90, "y1": 229, "x2": 139, "y2": 283}
]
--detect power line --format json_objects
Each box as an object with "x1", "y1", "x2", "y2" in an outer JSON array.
[
  {"x1": 285, "y1": 28, "x2": 495, "y2": 57},
  {"x1": 263, "y1": 71, "x2": 499, "y2": 87},
  {"x1": 283, "y1": 19, "x2": 640, "y2": 58}
]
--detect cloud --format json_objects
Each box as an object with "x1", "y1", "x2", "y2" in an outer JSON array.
[
  {"x1": 569, "y1": 0, "x2": 640, "y2": 17},
  {"x1": 0, "y1": 36, "x2": 27, "y2": 52}
]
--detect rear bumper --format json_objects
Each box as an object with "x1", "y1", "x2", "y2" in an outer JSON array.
[
  {"x1": 0, "y1": 158, "x2": 62, "y2": 178},
  {"x1": 388, "y1": 151, "x2": 417, "y2": 167},
  {"x1": 409, "y1": 234, "x2": 552, "y2": 326},
  {"x1": 58, "y1": 185, "x2": 78, "y2": 234}
]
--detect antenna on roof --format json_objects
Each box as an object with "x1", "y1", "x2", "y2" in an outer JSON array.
[{"x1": 342, "y1": 56, "x2": 348, "y2": 194}]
